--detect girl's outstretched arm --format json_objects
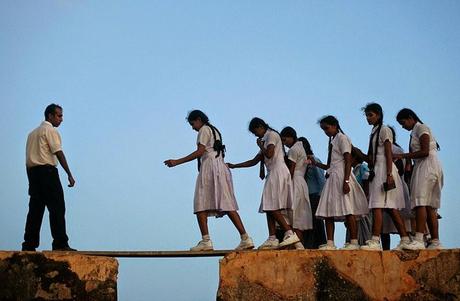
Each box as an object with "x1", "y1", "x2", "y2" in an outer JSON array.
[
  {"x1": 352, "y1": 146, "x2": 370, "y2": 163},
  {"x1": 307, "y1": 155, "x2": 328, "y2": 170},
  {"x1": 227, "y1": 153, "x2": 262, "y2": 169},
  {"x1": 393, "y1": 134, "x2": 430, "y2": 160},
  {"x1": 164, "y1": 144, "x2": 206, "y2": 167}
]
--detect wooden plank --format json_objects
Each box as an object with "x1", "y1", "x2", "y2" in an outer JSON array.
[{"x1": 58, "y1": 250, "x2": 247, "y2": 258}]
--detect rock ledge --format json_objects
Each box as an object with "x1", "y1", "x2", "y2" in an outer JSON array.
[{"x1": 217, "y1": 249, "x2": 460, "y2": 301}]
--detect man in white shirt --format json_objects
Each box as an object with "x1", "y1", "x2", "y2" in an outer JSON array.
[{"x1": 22, "y1": 104, "x2": 76, "y2": 251}]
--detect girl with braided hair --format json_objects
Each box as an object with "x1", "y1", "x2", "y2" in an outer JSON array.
[
  {"x1": 164, "y1": 110, "x2": 254, "y2": 251},
  {"x1": 394, "y1": 108, "x2": 444, "y2": 250},
  {"x1": 355, "y1": 103, "x2": 412, "y2": 250},
  {"x1": 228, "y1": 117, "x2": 299, "y2": 249},
  {"x1": 280, "y1": 126, "x2": 313, "y2": 250},
  {"x1": 310, "y1": 115, "x2": 368, "y2": 250}
]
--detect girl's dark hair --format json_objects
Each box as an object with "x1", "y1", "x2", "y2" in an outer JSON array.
[
  {"x1": 388, "y1": 126, "x2": 401, "y2": 148},
  {"x1": 187, "y1": 110, "x2": 225, "y2": 158},
  {"x1": 248, "y1": 117, "x2": 286, "y2": 159},
  {"x1": 362, "y1": 103, "x2": 384, "y2": 167},
  {"x1": 388, "y1": 125, "x2": 404, "y2": 176},
  {"x1": 318, "y1": 115, "x2": 344, "y2": 167},
  {"x1": 248, "y1": 117, "x2": 268, "y2": 133},
  {"x1": 396, "y1": 108, "x2": 440, "y2": 151},
  {"x1": 248, "y1": 117, "x2": 281, "y2": 137},
  {"x1": 298, "y1": 137, "x2": 313, "y2": 156},
  {"x1": 280, "y1": 126, "x2": 298, "y2": 140},
  {"x1": 396, "y1": 108, "x2": 422, "y2": 123},
  {"x1": 351, "y1": 148, "x2": 364, "y2": 164},
  {"x1": 318, "y1": 115, "x2": 345, "y2": 134}
]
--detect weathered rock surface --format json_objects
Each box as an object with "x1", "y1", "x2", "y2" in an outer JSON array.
[
  {"x1": 217, "y1": 249, "x2": 460, "y2": 301},
  {"x1": 0, "y1": 251, "x2": 118, "y2": 301}
]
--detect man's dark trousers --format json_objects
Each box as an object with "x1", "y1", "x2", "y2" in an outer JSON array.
[{"x1": 22, "y1": 165, "x2": 69, "y2": 250}]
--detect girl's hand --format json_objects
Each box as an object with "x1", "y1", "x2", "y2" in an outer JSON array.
[
  {"x1": 256, "y1": 138, "x2": 265, "y2": 149},
  {"x1": 386, "y1": 174, "x2": 395, "y2": 186},
  {"x1": 164, "y1": 159, "x2": 178, "y2": 168},
  {"x1": 226, "y1": 163, "x2": 235, "y2": 169},
  {"x1": 307, "y1": 155, "x2": 316, "y2": 166},
  {"x1": 392, "y1": 153, "x2": 403, "y2": 160},
  {"x1": 343, "y1": 181, "x2": 350, "y2": 194}
]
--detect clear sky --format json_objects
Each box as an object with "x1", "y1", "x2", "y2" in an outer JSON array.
[{"x1": 1, "y1": 1, "x2": 459, "y2": 300}]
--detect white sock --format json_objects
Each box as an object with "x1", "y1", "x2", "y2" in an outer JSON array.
[
  {"x1": 269, "y1": 235, "x2": 277, "y2": 241},
  {"x1": 327, "y1": 240, "x2": 334, "y2": 246},
  {"x1": 285, "y1": 230, "x2": 294, "y2": 236},
  {"x1": 202, "y1": 235, "x2": 211, "y2": 241},
  {"x1": 431, "y1": 238, "x2": 440, "y2": 244},
  {"x1": 241, "y1": 233, "x2": 249, "y2": 240},
  {"x1": 415, "y1": 232, "x2": 424, "y2": 242},
  {"x1": 351, "y1": 239, "x2": 358, "y2": 245},
  {"x1": 372, "y1": 235, "x2": 380, "y2": 242}
]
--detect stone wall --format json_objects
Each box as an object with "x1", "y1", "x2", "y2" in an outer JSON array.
[
  {"x1": 217, "y1": 249, "x2": 460, "y2": 301},
  {"x1": 0, "y1": 251, "x2": 118, "y2": 301}
]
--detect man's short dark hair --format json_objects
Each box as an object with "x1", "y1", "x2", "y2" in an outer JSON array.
[{"x1": 44, "y1": 104, "x2": 63, "y2": 119}]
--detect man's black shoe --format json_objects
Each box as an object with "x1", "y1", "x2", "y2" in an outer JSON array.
[
  {"x1": 21, "y1": 247, "x2": 36, "y2": 251},
  {"x1": 52, "y1": 246, "x2": 77, "y2": 251}
]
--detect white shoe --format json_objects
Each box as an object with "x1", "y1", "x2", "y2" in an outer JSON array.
[
  {"x1": 361, "y1": 239, "x2": 382, "y2": 251},
  {"x1": 258, "y1": 238, "x2": 279, "y2": 250},
  {"x1": 294, "y1": 242, "x2": 305, "y2": 250},
  {"x1": 190, "y1": 239, "x2": 213, "y2": 251},
  {"x1": 235, "y1": 237, "x2": 255, "y2": 250},
  {"x1": 318, "y1": 243, "x2": 337, "y2": 250},
  {"x1": 341, "y1": 243, "x2": 360, "y2": 250},
  {"x1": 279, "y1": 233, "x2": 300, "y2": 248},
  {"x1": 426, "y1": 240, "x2": 443, "y2": 250},
  {"x1": 392, "y1": 239, "x2": 411, "y2": 251},
  {"x1": 401, "y1": 239, "x2": 425, "y2": 250}
]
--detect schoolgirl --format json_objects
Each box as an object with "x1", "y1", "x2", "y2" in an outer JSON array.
[
  {"x1": 300, "y1": 137, "x2": 327, "y2": 249},
  {"x1": 380, "y1": 126, "x2": 413, "y2": 250},
  {"x1": 280, "y1": 127, "x2": 313, "y2": 249},
  {"x1": 228, "y1": 118, "x2": 299, "y2": 249},
  {"x1": 356, "y1": 103, "x2": 412, "y2": 251},
  {"x1": 349, "y1": 149, "x2": 372, "y2": 245},
  {"x1": 310, "y1": 116, "x2": 368, "y2": 250},
  {"x1": 164, "y1": 110, "x2": 254, "y2": 251},
  {"x1": 395, "y1": 108, "x2": 444, "y2": 249}
]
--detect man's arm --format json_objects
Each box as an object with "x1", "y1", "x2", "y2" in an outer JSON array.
[{"x1": 55, "y1": 151, "x2": 75, "y2": 187}]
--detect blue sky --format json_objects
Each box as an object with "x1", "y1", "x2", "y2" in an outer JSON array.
[{"x1": 1, "y1": 1, "x2": 459, "y2": 300}]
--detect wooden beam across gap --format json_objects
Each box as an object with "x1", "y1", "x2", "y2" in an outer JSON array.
[{"x1": 48, "y1": 250, "x2": 245, "y2": 258}]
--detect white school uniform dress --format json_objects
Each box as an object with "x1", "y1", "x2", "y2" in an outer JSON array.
[
  {"x1": 258, "y1": 129, "x2": 294, "y2": 213},
  {"x1": 382, "y1": 144, "x2": 413, "y2": 234},
  {"x1": 409, "y1": 122, "x2": 443, "y2": 209},
  {"x1": 193, "y1": 125, "x2": 239, "y2": 216},
  {"x1": 287, "y1": 141, "x2": 313, "y2": 230},
  {"x1": 316, "y1": 133, "x2": 368, "y2": 220},
  {"x1": 368, "y1": 125, "x2": 405, "y2": 210}
]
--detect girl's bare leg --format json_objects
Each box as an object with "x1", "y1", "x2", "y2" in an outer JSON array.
[
  {"x1": 345, "y1": 215, "x2": 358, "y2": 240},
  {"x1": 196, "y1": 212, "x2": 209, "y2": 236},
  {"x1": 227, "y1": 211, "x2": 246, "y2": 235},
  {"x1": 270, "y1": 210, "x2": 292, "y2": 232},
  {"x1": 388, "y1": 208, "x2": 408, "y2": 237},
  {"x1": 325, "y1": 218, "x2": 335, "y2": 241},
  {"x1": 426, "y1": 207, "x2": 439, "y2": 240},
  {"x1": 372, "y1": 208, "x2": 383, "y2": 237}
]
